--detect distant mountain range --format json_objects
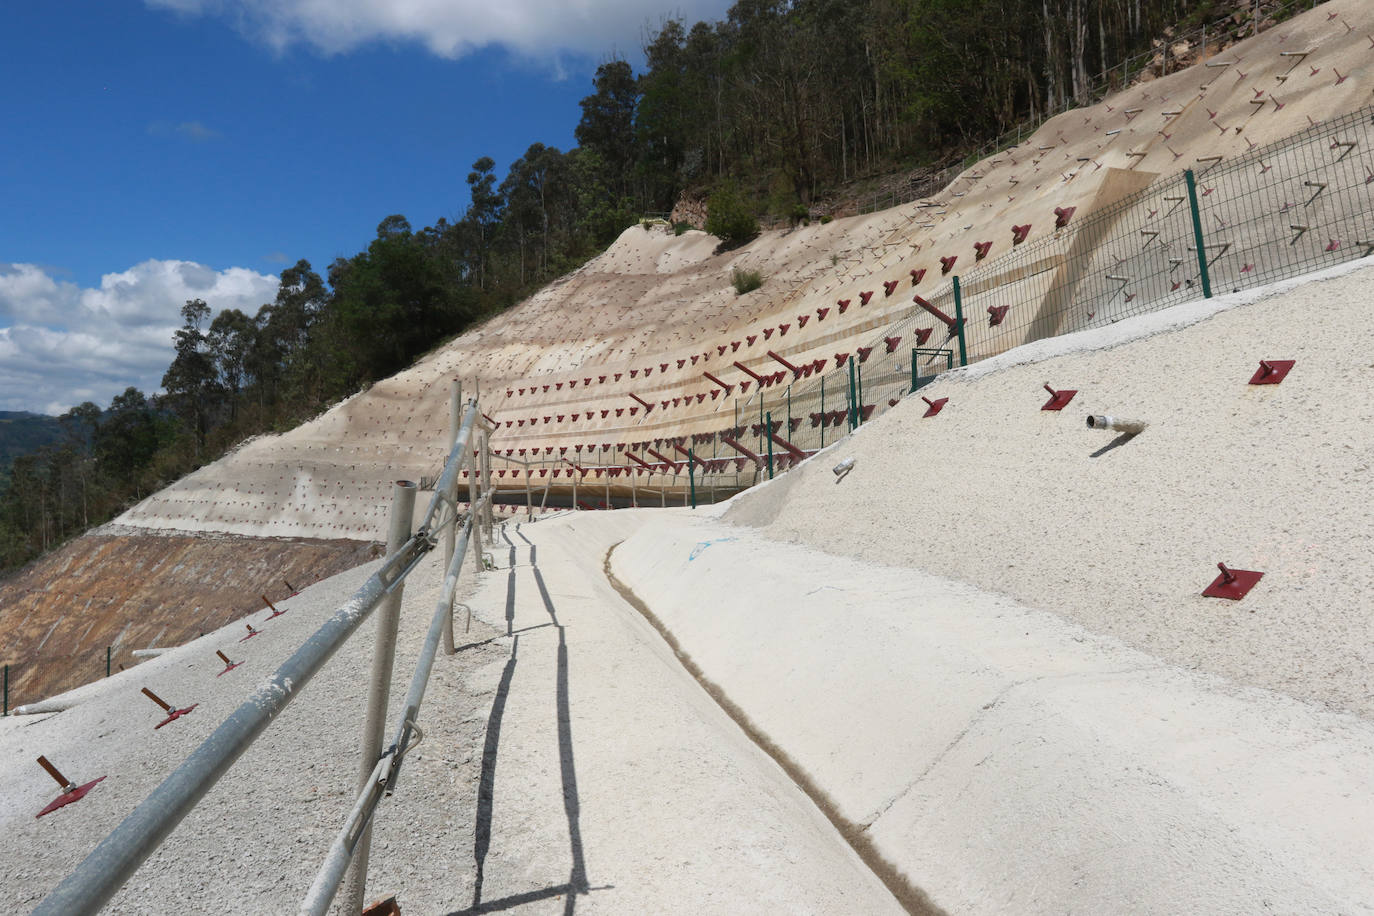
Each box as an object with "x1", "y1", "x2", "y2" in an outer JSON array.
[{"x1": 0, "y1": 411, "x2": 64, "y2": 476}]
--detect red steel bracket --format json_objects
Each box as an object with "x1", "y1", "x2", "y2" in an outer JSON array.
[
  {"x1": 35, "y1": 756, "x2": 106, "y2": 818},
  {"x1": 1041, "y1": 383, "x2": 1077, "y2": 411},
  {"x1": 1248, "y1": 359, "x2": 1294, "y2": 385},
  {"x1": 1202, "y1": 562, "x2": 1264, "y2": 600}
]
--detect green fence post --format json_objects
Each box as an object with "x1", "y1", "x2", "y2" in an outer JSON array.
[
  {"x1": 688, "y1": 448, "x2": 697, "y2": 508},
  {"x1": 847, "y1": 359, "x2": 858, "y2": 430},
  {"x1": 910, "y1": 348, "x2": 918, "y2": 393},
  {"x1": 765, "y1": 412, "x2": 775, "y2": 479},
  {"x1": 106, "y1": 645, "x2": 111, "y2": 678},
  {"x1": 856, "y1": 359, "x2": 864, "y2": 425},
  {"x1": 1184, "y1": 169, "x2": 1213, "y2": 299},
  {"x1": 820, "y1": 376, "x2": 826, "y2": 449},
  {"x1": 952, "y1": 276, "x2": 969, "y2": 366}
]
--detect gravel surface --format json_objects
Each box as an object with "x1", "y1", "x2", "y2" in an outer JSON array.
[{"x1": 1, "y1": 547, "x2": 505, "y2": 915}]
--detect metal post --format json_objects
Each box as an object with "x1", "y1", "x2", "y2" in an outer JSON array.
[
  {"x1": 952, "y1": 277, "x2": 968, "y2": 366},
  {"x1": 856, "y1": 360, "x2": 864, "y2": 425},
  {"x1": 765, "y1": 412, "x2": 775, "y2": 479},
  {"x1": 688, "y1": 449, "x2": 697, "y2": 508},
  {"x1": 466, "y1": 438, "x2": 482, "y2": 577},
  {"x1": 572, "y1": 466, "x2": 578, "y2": 510},
  {"x1": 848, "y1": 359, "x2": 858, "y2": 430},
  {"x1": 630, "y1": 461, "x2": 637, "y2": 508},
  {"x1": 911, "y1": 348, "x2": 918, "y2": 393},
  {"x1": 478, "y1": 429, "x2": 493, "y2": 538},
  {"x1": 444, "y1": 381, "x2": 461, "y2": 570},
  {"x1": 3, "y1": 663, "x2": 8, "y2": 716},
  {"x1": 538, "y1": 456, "x2": 554, "y2": 515},
  {"x1": 525, "y1": 463, "x2": 532, "y2": 521},
  {"x1": 106, "y1": 646, "x2": 111, "y2": 678},
  {"x1": 604, "y1": 463, "x2": 610, "y2": 510},
  {"x1": 341, "y1": 479, "x2": 417, "y2": 916},
  {"x1": 820, "y1": 377, "x2": 826, "y2": 449},
  {"x1": 1184, "y1": 169, "x2": 1214, "y2": 299}
]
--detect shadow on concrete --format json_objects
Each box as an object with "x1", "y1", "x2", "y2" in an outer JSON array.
[
  {"x1": 499, "y1": 526, "x2": 517, "y2": 568},
  {"x1": 532, "y1": 567, "x2": 560, "y2": 628},
  {"x1": 465, "y1": 526, "x2": 589, "y2": 914},
  {"x1": 504, "y1": 568, "x2": 516, "y2": 636},
  {"x1": 1089, "y1": 431, "x2": 1139, "y2": 458},
  {"x1": 444, "y1": 882, "x2": 612, "y2": 915},
  {"x1": 555, "y1": 623, "x2": 589, "y2": 912},
  {"x1": 472, "y1": 635, "x2": 519, "y2": 908},
  {"x1": 454, "y1": 623, "x2": 553, "y2": 654}
]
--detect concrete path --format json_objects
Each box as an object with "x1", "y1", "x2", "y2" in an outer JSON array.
[{"x1": 451, "y1": 512, "x2": 903, "y2": 915}]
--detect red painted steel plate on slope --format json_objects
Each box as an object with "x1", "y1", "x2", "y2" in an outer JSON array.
[
  {"x1": 1202, "y1": 564, "x2": 1264, "y2": 600},
  {"x1": 1248, "y1": 359, "x2": 1294, "y2": 385},
  {"x1": 155, "y1": 704, "x2": 199, "y2": 729},
  {"x1": 1041, "y1": 388, "x2": 1077, "y2": 411},
  {"x1": 36, "y1": 776, "x2": 107, "y2": 818}
]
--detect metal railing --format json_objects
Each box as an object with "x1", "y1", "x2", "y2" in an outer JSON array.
[{"x1": 33, "y1": 391, "x2": 496, "y2": 916}]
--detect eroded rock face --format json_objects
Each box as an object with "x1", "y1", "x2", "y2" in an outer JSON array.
[
  {"x1": 0, "y1": 531, "x2": 374, "y2": 708},
  {"x1": 670, "y1": 193, "x2": 708, "y2": 229}
]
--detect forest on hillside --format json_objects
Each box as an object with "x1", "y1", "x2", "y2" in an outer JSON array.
[{"x1": 0, "y1": 0, "x2": 1288, "y2": 574}]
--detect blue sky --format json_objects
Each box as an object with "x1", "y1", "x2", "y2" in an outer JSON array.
[{"x1": 0, "y1": 0, "x2": 730, "y2": 415}]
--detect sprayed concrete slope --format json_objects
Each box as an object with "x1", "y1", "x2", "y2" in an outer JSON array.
[
  {"x1": 113, "y1": 0, "x2": 1374, "y2": 542},
  {"x1": 722, "y1": 256, "x2": 1374, "y2": 718},
  {"x1": 604, "y1": 259, "x2": 1374, "y2": 913}
]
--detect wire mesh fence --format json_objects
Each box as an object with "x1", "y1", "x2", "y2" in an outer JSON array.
[{"x1": 718, "y1": 100, "x2": 1374, "y2": 484}]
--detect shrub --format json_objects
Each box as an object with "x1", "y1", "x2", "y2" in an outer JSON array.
[
  {"x1": 674, "y1": 221, "x2": 693, "y2": 236},
  {"x1": 731, "y1": 268, "x2": 763, "y2": 295},
  {"x1": 705, "y1": 182, "x2": 759, "y2": 245}
]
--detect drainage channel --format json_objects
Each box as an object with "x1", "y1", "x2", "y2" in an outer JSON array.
[{"x1": 600, "y1": 541, "x2": 944, "y2": 916}]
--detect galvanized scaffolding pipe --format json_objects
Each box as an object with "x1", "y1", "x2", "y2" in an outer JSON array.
[
  {"x1": 443, "y1": 380, "x2": 461, "y2": 570},
  {"x1": 33, "y1": 401, "x2": 482, "y2": 916},
  {"x1": 340, "y1": 479, "x2": 418, "y2": 916},
  {"x1": 302, "y1": 505, "x2": 481, "y2": 915}
]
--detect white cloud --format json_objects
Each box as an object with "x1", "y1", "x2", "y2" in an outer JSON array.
[
  {"x1": 0, "y1": 260, "x2": 279, "y2": 415},
  {"x1": 145, "y1": 0, "x2": 732, "y2": 62}
]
